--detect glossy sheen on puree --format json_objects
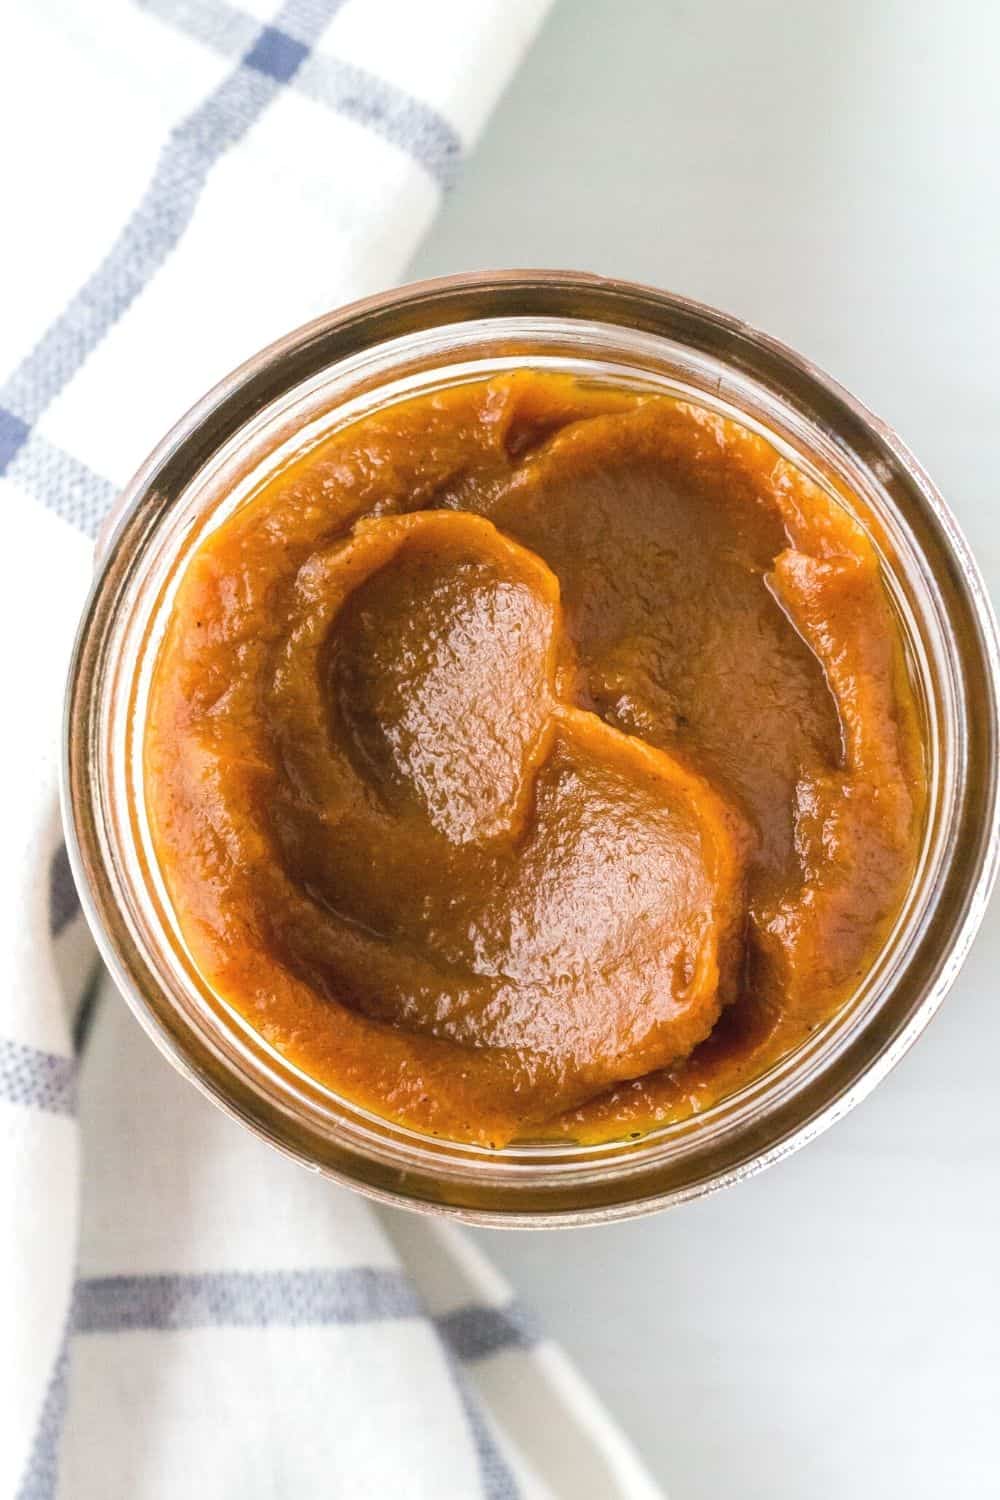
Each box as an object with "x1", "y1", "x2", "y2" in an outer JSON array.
[{"x1": 145, "y1": 372, "x2": 924, "y2": 1146}]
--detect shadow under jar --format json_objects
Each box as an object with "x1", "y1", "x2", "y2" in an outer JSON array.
[{"x1": 64, "y1": 272, "x2": 1000, "y2": 1225}]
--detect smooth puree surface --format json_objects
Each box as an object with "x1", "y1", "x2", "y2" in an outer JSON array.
[{"x1": 145, "y1": 372, "x2": 924, "y2": 1146}]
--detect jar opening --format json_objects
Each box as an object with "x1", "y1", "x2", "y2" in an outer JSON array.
[{"x1": 65, "y1": 276, "x2": 1000, "y2": 1223}]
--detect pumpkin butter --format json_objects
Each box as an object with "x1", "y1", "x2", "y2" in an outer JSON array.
[{"x1": 145, "y1": 371, "x2": 923, "y2": 1146}]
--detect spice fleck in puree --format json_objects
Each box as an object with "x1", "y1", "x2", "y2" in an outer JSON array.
[{"x1": 145, "y1": 372, "x2": 924, "y2": 1148}]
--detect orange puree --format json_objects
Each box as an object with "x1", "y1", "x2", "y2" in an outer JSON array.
[{"x1": 145, "y1": 372, "x2": 923, "y2": 1146}]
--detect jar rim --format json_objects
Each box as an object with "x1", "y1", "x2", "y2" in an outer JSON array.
[{"x1": 63, "y1": 271, "x2": 1000, "y2": 1226}]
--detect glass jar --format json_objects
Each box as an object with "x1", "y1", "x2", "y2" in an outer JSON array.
[{"x1": 63, "y1": 271, "x2": 1000, "y2": 1225}]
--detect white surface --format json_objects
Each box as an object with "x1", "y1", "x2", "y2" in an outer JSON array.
[{"x1": 406, "y1": 2, "x2": 1000, "y2": 1496}]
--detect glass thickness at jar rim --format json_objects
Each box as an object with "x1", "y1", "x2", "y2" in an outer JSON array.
[{"x1": 65, "y1": 274, "x2": 1000, "y2": 1224}]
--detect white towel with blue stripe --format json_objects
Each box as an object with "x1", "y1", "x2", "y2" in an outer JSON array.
[{"x1": 0, "y1": 1, "x2": 665, "y2": 1496}]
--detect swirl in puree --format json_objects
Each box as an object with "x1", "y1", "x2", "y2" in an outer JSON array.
[{"x1": 146, "y1": 372, "x2": 923, "y2": 1146}]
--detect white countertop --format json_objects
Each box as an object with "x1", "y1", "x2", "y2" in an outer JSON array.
[{"x1": 407, "y1": 2, "x2": 1000, "y2": 1495}]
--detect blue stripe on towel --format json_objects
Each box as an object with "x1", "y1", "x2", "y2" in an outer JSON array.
[
  {"x1": 243, "y1": 23, "x2": 310, "y2": 83},
  {"x1": 449, "y1": 1361, "x2": 521, "y2": 1500},
  {"x1": 72, "y1": 1269, "x2": 538, "y2": 1358},
  {"x1": 0, "y1": 1039, "x2": 76, "y2": 1116},
  {"x1": 436, "y1": 1301, "x2": 539, "y2": 1362},
  {"x1": 6, "y1": 432, "x2": 118, "y2": 536},
  {"x1": 74, "y1": 1267, "x2": 424, "y2": 1331},
  {"x1": 14, "y1": 1328, "x2": 71, "y2": 1500}
]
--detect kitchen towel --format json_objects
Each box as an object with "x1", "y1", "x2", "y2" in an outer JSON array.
[{"x1": 0, "y1": 1, "x2": 663, "y2": 1496}]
